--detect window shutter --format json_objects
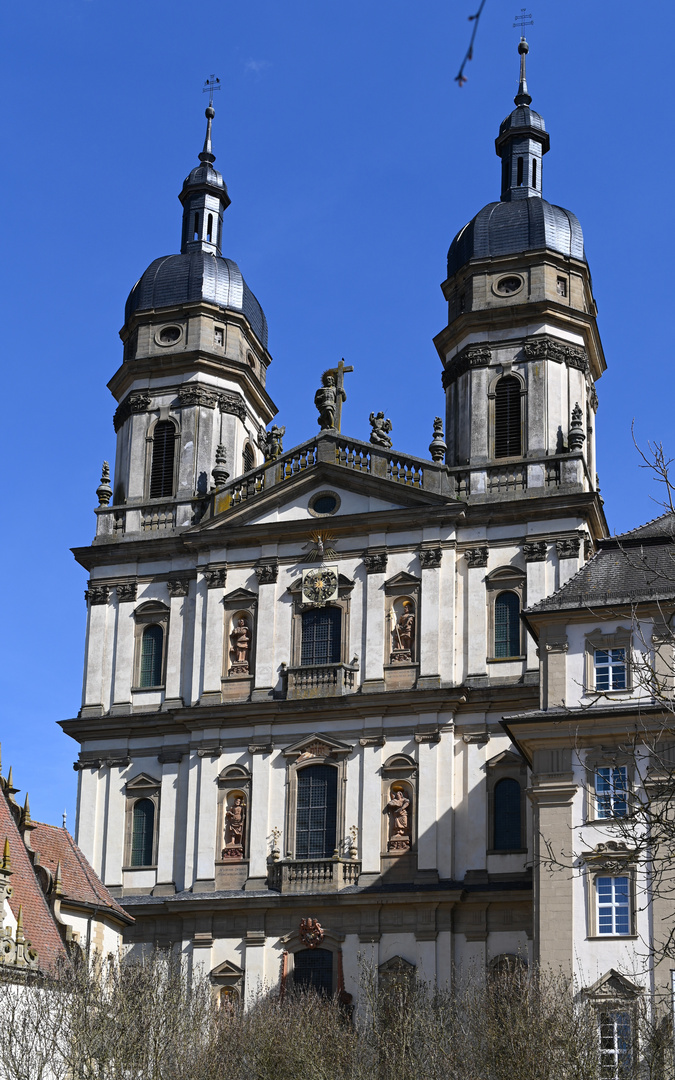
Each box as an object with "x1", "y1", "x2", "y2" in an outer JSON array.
[
  {"x1": 494, "y1": 376, "x2": 522, "y2": 458},
  {"x1": 494, "y1": 592, "x2": 520, "y2": 658},
  {"x1": 140, "y1": 624, "x2": 163, "y2": 687},
  {"x1": 295, "y1": 764, "x2": 338, "y2": 859},
  {"x1": 493, "y1": 778, "x2": 521, "y2": 849},
  {"x1": 301, "y1": 608, "x2": 341, "y2": 666},
  {"x1": 149, "y1": 421, "x2": 176, "y2": 499},
  {"x1": 131, "y1": 798, "x2": 155, "y2": 866}
]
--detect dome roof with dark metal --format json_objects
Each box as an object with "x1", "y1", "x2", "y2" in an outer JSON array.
[
  {"x1": 447, "y1": 198, "x2": 585, "y2": 278},
  {"x1": 125, "y1": 251, "x2": 268, "y2": 349}
]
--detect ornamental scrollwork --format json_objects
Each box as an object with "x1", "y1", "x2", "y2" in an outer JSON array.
[
  {"x1": 419, "y1": 547, "x2": 442, "y2": 569},
  {"x1": 254, "y1": 562, "x2": 278, "y2": 585},
  {"x1": 556, "y1": 537, "x2": 581, "y2": 559},
  {"x1": 464, "y1": 546, "x2": 489, "y2": 569},
  {"x1": 204, "y1": 566, "x2": 228, "y2": 589},
  {"x1": 113, "y1": 392, "x2": 152, "y2": 432},
  {"x1": 363, "y1": 551, "x2": 388, "y2": 574},
  {"x1": 167, "y1": 579, "x2": 190, "y2": 597},
  {"x1": 116, "y1": 582, "x2": 138, "y2": 603},
  {"x1": 523, "y1": 540, "x2": 547, "y2": 562},
  {"x1": 523, "y1": 335, "x2": 589, "y2": 374},
  {"x1": 86, "y1": 583, "x2": 111, "y2": 605}
]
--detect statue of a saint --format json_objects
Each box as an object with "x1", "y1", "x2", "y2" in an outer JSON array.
[
  {"x1": 386, "y1": 788, "x2": 411, "y2": 851},
  {"x1": 314, "y1": 374, "x2": 342, "y2": 430},
  {"x1": 391, "y1": 601, "x2": 415, "y2": 662},
  {"x1": 369, "y1": 411, "x2": 393, "y2": 448},
  {"x1": 263, "y1": 425, "x2": 285, "y2": 461},
  {"x1": 224, "y1": 797, "x2": 246, "y2": 856},
  {"x1": 230, "y1": 618, "x2": 251, "y2": 675}
]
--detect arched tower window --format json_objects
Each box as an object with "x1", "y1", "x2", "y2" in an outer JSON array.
[
  {"x1": 295, "y1": 764, "x2": 338, "y2": 859},
  {"x1": 139, "y1": 624, "x2": 164, "y2": 687},
  {"x1": 149, "y1": 421, "x2": 176, "y2": 499},
  {"x1": 493, "y1": 778, "x2": 522, "y2": 850},
  {"x1": 494, "y1": 376, "x2": 522, "y2": 458},
  {"x1": 243, "y1": 443, "x2": 254, "y2": 474},
  {"x1": 494, "y1": 591, "x2": 521, "y2": 658},
  {"x1": 301, "y1": 608, "x2": 341, "y2": 667},
  {"x1": 131, "y1": 798, "x2": 155, "y2": 866}
]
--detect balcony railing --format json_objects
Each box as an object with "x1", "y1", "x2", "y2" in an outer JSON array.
[
  {"x1": 284, "y1": 661, "x2": 359, "y2": 699},
  {"x1": 268, "y1": 858, "x2": 361, "y2": 893}
]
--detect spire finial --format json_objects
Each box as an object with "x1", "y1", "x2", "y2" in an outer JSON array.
[
  {"x1": 514, "y1": 37, "x2": 532, "y2": 107},
  {"x1": 3, "y1": 837, "x2": 10, "y2": 870},
  {"x1": 199, "y1": 75, "x2": 221, "y2": 165}
]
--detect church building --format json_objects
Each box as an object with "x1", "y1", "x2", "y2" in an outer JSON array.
[{"x1": 62, "y1": 39, "x2": 623, "y2": 1005}]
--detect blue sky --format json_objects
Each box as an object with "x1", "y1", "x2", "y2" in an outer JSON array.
[{"x1": 1, "y1": 0, "x2": 673, "y2": 827}]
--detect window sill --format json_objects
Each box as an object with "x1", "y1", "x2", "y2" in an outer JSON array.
[
  {"x1": 487, "y1": 656, "x2": 526, "y2": 664},
  {"x1": 123, "y1": 865, "x2": 158, "y2": 872},
  {"x1": 586, "y1": 816, "x2": 629, "y2": 825},
  {"x1": 131, "y1": 686, "x2": 165, "y2": 692},
  {"x1": 586, "y1": 934, "x2": 637, "y2": 941},
  {"x1": 487, "y1": 848, "x2": 528, "y2": 856}
]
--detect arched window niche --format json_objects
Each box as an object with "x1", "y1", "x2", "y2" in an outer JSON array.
[
  {"x1": 381, "y1": 754, "x2": 418, "y2": 881},
  {"x1": 216, "y1": 765, "x2": 252, "y2": 891},
  {"x1": 485, "y1": 566, "x2": 526, "y2": 665},
  {"x1": 133, "y1": 601, "x2": 170, "y2": 692},
  {"x1": 384, "y1": 571, "x2": 421, "y2": 691},
  {"x1": 486, "y1": 750, "x2": 527, "y2": 855},
  {"x1": 124, "y1": 773, "x2": 160, "y2": 871},
  {"x1": 488, "y1": 370, "x2": 526, "y2": 461},
  {"x1": 280, "y1": 734, "x2": 353, "y2": 866},
  {"x1": 222, "y1": 588, "x2": 257, "y2": 702},
  {"x1": 146, "y1": 417, "x2": 178, "y2": 500}
]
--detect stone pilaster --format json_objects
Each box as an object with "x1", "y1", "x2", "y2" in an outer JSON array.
[
  {"x1": 362, "y1": 546, "x2": 387, "y2": 692},
  {"x1": 414, "y1": 728, "x2": 440, "y2": 883},
  {"x1": 199, "y1": 572, "x2": 225, "y2": 704},
  {"x1": 111, "y1": 585, "x2": 136, "y2": 715},
  {"x1": 164, "y1": 583, "x2": 189, "y2": 709},
  {"x1": 418, "y1": 547, "x2": 442, "y2": 689},
  {"x1": 245, "y1": 744, "x2": 272, "y2": 890},
  {"x1": 252, "y1": 560, "x2": 278, "y2": 700},
  {"x1": 465, "y1": 547, "x2": 489, "y2": 679},
  {"x1": 358, "y1": 735, "x2": 384, "y2": 885},
  {"x1": 155, "y1": 754, "x2": 182, "y2": 895}
]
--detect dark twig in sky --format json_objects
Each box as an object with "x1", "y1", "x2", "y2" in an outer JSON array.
[{"x1": 455, "y1": 0, "x2": 488, "y2": 87}]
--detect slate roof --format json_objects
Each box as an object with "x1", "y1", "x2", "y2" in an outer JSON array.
[
  {"x1": 526, "y1": 512, "x2": 675, "y2": 614},
  {"x1": 0, "y1": 788, "x2": 67, "y2": 972},
  {"x1": 30, "y1": 822, "x2": 131, "y2": 924}
]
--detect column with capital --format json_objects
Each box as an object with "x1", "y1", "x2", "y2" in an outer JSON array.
[
  {"x1": 252, "y1": 558, "x2": 278, "y2": 700},
  {"x1": 165, "y1": 579, "x2": 190, "y2": 708},
  {"x1": 465, "y1": 546, "x2": 489, "y2": 678},
  {"x1": 418, "y1": 546, "x2": 442, "y2": 689},
  {"x1": 111, "y1": 582, "x2": 137, "y2": 714}
]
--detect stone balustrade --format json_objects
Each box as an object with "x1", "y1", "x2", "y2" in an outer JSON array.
[
  {"x1": 284, "y1": 661, "x2": 359, "y2": 699},
  {"x1": 268, "y1": 857, "x2": 361, "y2": 893}
]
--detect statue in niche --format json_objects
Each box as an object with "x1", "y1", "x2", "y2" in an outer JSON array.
[
  {"x1": 386, "y1": 787, "x2": 411, "y2": 851},
  {"x1": 314, "y1": 374, "x2": 341, "y2": 430},
  {"x1": 229, "y1": 617, "x2": 251, "y2": 675},
  {"x1": 369, "y1": 411, "x2": 393, "y2": 448},
  {"x1": 390, "y1": 600, "x2": 415, "y2": 662},
  {"x1": 223, "y1": 796, "x2": 246, "y2": 858}
]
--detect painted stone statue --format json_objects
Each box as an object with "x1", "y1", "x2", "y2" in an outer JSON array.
[
  {"x1": 386, "y1": 788, "x2": 411, "y2": 851},
  {"x1": 391, "y1": 601, "x2": 415, "y2": 662},
  {"x1": 230, "y1": 618, "x2": 251, "y2": 675},
  {"x1": 224, "y1": 797, "x2": 246, "y2": 859}
]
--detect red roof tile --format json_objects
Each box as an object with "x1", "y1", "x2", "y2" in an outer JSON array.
[{"x1": 30, "y1": 822, "x2": 132, "y2": 925}]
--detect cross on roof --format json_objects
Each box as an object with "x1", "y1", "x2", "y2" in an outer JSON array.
[
  {"x1": 203, "y1": 75, "x2": 221, "y2": 107},
  {"x1": 513, "y1": 8, "x2": 533, "y2": 33}
]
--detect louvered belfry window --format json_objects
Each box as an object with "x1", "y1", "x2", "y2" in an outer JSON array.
[
  {"x1": 494, "y1": 591, "x2": 520, "y2": 658},
  {"x1": 494, "y1": 376, "x2": 522, "y2": 458},
  {"x1": 149, "y1": 421, "x2": 176, "y2": 498},
  {"x1": 243, "y1": 443, "x2": 254, "y2": 474},
  {"x1": 301, "y1": 608, "x2": 341, "y2": 666},
  {"x1": 140, "y1": 624, "x2": 163, "y2": 687},
  {"x1": 493, "y1": 778, "x2": 522, "y2": 850},
  {"x1": 131, "y1": 798, "x2": 155, "y2": 866},
  {"x1": 295, "y1": 765, "x2": 338, "y2": 859}
]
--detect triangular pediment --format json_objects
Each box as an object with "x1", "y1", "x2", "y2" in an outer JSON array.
[
  {"x1": 486, "y1": 750, "x2": 525, "y2": 770},
  {"x1": 583, "y1": 969, "x2": 643, "y2": 1000},
  {"x1": 283, "y1": 732, "x2": 353, "y2": 759},
  {"x1": 125, "y1": 772, "x2": 160, "y2": 790},
  {"x1": 385, "y1": 571, "x2": 421, "y2": 588},
  {"x1": 211, "y1": 959, "x2": 244, "y2": 978},
  {"x1": 222, "y1": 587, "x2": 257, "y2": 605}
]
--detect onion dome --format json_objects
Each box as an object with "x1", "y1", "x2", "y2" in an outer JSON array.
[
  {"x1": 124, "y1": 103, "x2": 268, "y2": 348},
  {"x1": 447, "y1": 38, "x2": 585, "y2": 279}
]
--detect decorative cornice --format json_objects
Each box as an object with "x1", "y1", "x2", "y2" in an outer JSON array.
[
  {"x1": 248, "y1": 743, "x2": 274, "y2": 754},
  {"x1": 464, "y1": 546, "x2": 489, "y2": 569},
  {"x1": 73, "y1": 755, "x2": 131, "y2": 771},
  {"x1": 523, "y1": 540, "x2": 547, "y2": 563},
  {"x1": 414, "y1": 731, "x2": 441, "y2": 744},
  {"x1": 363, "y1": 551, "x2": 388, "y2": 574},
  {"x1": 556, "y1": 536, "x2": 581, "y2": 560},
  {"x1": 581, "y1": 841, "x2": 636, "y2": 873},
  {"x1": 203, "y1": 565, "x2": 227, "y2": 589},
  {"x1": 219, "y1": 391, "x2": 247, "y2": 422},
  {"x1": 419, "y1": 547, "x2": 442, "y2": 569},
  {"x1": 523, "y1": 335, "x2": 589, "y2": 374},
  {"x1": 255, "y1": 562, "x2": 278, "y2": 585},
  {"x1": 116, "y1": 582, "x2": 138, "y2": 603},
  {"x1": 113, "y1": 392, "x2": 151, "y2": 432},
  {"x1": 167, "y1": 578, "x2": 190, "y2": 597},
  {"x1": 196, "y1": 745, "x2": 223, "y2": 758},
  {"x1": 442, "y1": 345, "x2": 492, "y2": 388},
  {"x1": 177, "y1": 385, "x2": 220, "y2": 409},
  {"x1": 359, "y1": 735, "x2": 387, "y2": 747},
  {"x1": 86, "y1": 582, "x2": 111, "y2": 605},
  {"x1": 461, "y1": 732, "x2": 490, "y2": 745}
]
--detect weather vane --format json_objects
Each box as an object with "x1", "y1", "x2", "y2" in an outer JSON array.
[
  {"x1": 513, "y1": 8, "x2": 533, "y2": 35},
  {"x1": 203, "y1": 74, "x2": 221, "y2": 108}
]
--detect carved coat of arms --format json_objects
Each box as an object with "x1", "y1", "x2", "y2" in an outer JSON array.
[{"x1": 299, "y1": 917, "x2": 324, "y2": 949}]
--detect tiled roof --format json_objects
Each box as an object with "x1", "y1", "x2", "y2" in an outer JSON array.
[
  {"x1": 0, "y1": 790, "x2": 66, "y2": 972},
  {"x1": 30, "y1": 822, "x2": 131, "y2": 924},
  {"x1": 526, "y1": 512, "x2": 675, "y2": 614}
]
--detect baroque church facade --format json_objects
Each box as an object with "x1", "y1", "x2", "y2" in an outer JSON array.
[{"x1": 63, "y1": 40, "x2": 616, "y2": 1003}]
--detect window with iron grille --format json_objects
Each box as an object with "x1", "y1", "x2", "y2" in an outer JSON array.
[
  {"x1": 295, "y1": 764, "x2": 337, "y2": 859},
  {"x1": 493, "y1": 778, "x2": 521, "y2": 849},
  {"x1": 131, "y1": 798, "x2": 155, "y2": 866},
  {"x1": 595, "y1": 767, "x2": 628, "y2": 819},
  {"x1": 494, "y1": 376, "x2": 522, "y2": 458},
  {"x1": 301, "y1": 607, "x2": 341, "y2": 666},
  {"x1": 149, "y1": 421, "x2": 176, "y2": 499},
  {"x1": 140, "y1": 624, "x2": 163, "y2": 687},
  {"x1": 494, "y1": 591, "x2": 521, "y2": 658},
  {"x1": 598, "y1": 1011, "x2": 632, "y2": 1079},
  {"x1": 243, "y1": 443, "x2": 254, "y2": 474},
  {"x1": 293, "y1": 948, "x2": 334, "y2": 995}
]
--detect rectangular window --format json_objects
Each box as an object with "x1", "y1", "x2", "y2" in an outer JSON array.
[
  {"x1": 599, "y1": 1011, "x2": 632, "y2": 1079},
  {"x1": 596, "y1": 876, "x2": 630, "y2": 935},
  {"x1": 595, "y1": 766, "x2": 628, "y2": 819},
  {"x1": 594, "y1": 648, "x2": 627, "y2": 691}
]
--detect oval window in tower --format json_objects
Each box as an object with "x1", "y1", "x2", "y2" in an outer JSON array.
[
  {"x1": 494, "y1": 275, "x2": 523, "y2": 296},
  {"x1": 156, "y1": 325, "x2": 182, "y2": 346}
]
